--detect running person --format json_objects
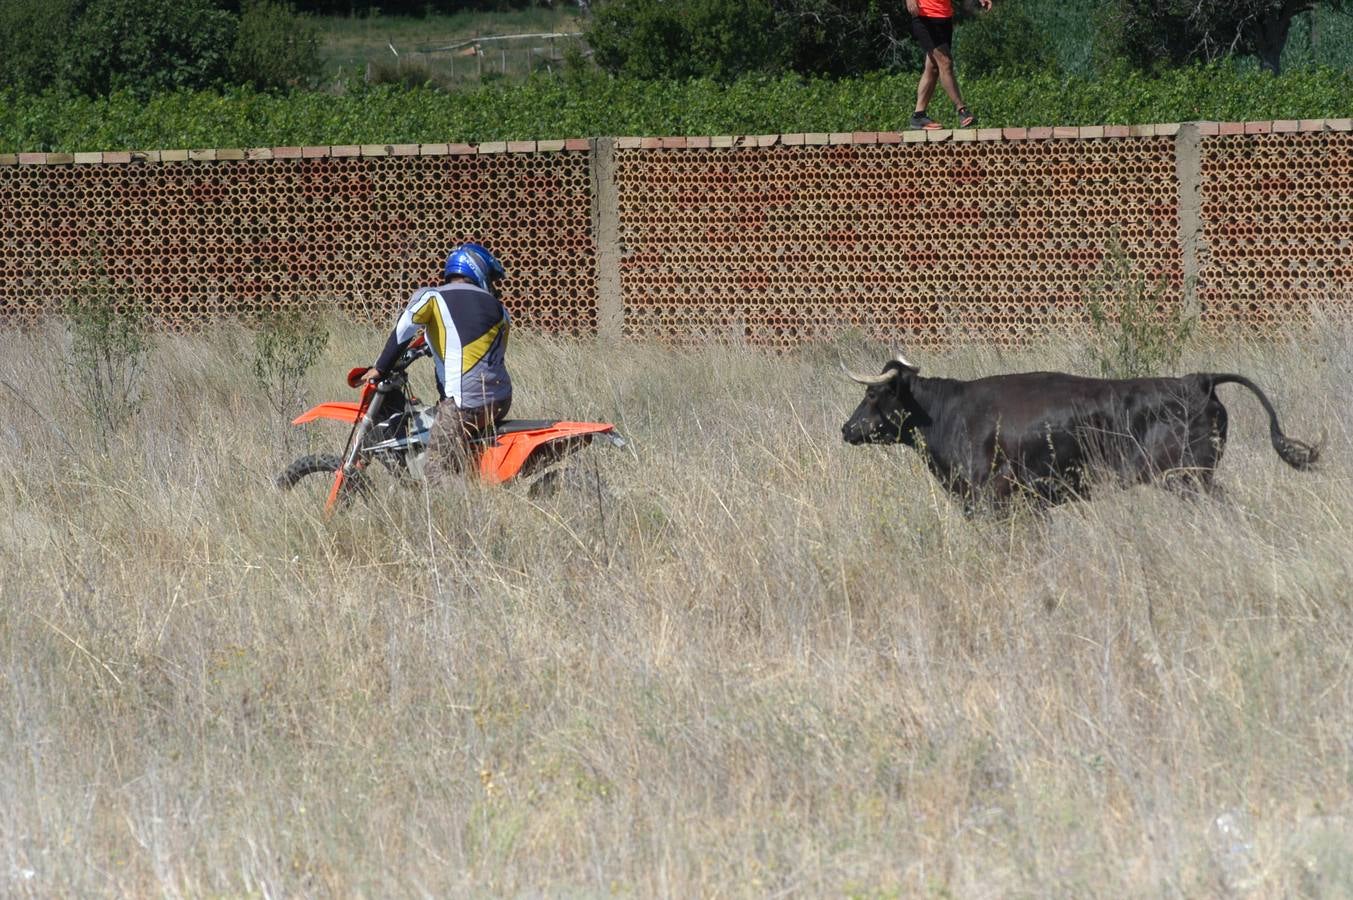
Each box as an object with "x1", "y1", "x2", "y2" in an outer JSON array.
[
  {"x1": 907, "y1": 0, "x2": 991, "y2": 130},
  {"x1": 359, "y1": 242, "x2": 512, "y2": 483}
]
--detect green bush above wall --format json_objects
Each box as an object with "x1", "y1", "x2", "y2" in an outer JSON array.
[
  {"x1": 0, "y1": 0, "x2": 321, "y2": 98},
  {"x1": 2, "y1": 65, "x2": 1350, "y2": 153}
]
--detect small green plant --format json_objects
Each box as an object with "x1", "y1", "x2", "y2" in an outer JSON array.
[
  {"x1": 366, "y1": 55, "x2": 443, "y2": 90},
  {"x1": 62, "y1": 252, "x2": 154, "y2": 450},
  {"x1": 1084, "y1": 233, "x2": 1196, "y2": 378},
  {"x1": 251, "y1": 304, "x2": 329, "y2": 418}
]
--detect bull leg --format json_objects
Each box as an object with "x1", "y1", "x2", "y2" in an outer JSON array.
[
  {"x1": 1199, "y1": 475, "x2": 1227, "y2": 502},
  {"x1": 1169, "y1": 407, "x2": 1228, "y2": 500},
  {"x1": 955, "y1": 481, "x2": 995, "y2": 518},
  {"x1": 1162, "y1": 466, "x2": 1226, "y2": 502},
  {"x1": 1191, "y1": 467, "x2": 1227, "y2": 501},
  {"x1": 974, "y1": 456, "x2": 1012, "y2": 514}
]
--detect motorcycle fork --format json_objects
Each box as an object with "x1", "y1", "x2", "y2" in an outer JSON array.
[{"x1": 324, "y1": 389, "x2": 386, "y2": 517}]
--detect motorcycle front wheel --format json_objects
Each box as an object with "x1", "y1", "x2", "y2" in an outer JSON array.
[{"x1": 275, "y1": 454, "x2": 370, "y2": 510}]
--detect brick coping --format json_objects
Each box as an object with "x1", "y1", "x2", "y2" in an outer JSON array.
[{"x1": 2, "y1": 119, "x2": 1350, "y2": 166}]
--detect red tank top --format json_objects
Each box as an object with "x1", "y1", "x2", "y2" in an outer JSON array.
[{"x1": 917, "y1": 0, "x2": 953, "y2": 17}]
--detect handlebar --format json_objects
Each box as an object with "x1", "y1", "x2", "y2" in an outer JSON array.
[
  {"x1": 347, "y1": 333, "x2": 432, "y2": 388},
  {"x1": 397, "y1": 342, "x2": 432, "y2": 369}
]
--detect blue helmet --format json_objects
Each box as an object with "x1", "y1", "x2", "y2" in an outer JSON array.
[{"x1": 443, "y1": 242, "x2": 506, "y2": 291}]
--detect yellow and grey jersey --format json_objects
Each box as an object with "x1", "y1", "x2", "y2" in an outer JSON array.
[{"x1": 376, "y1": 283, "x2": 511, "y2": 409}]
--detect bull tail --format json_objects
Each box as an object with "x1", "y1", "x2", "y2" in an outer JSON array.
[{"x1": 1208, "y1": 374, "x2": 1322, "y2": 470}]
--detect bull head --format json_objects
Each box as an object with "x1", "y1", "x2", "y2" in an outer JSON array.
[{"x1": 840, "y1": 353, "x2": 922, "y2": 445}]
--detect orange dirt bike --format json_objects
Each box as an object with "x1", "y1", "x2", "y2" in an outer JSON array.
[{"x1": 276, "y1": 335, "x2": 625, "y2": 515}]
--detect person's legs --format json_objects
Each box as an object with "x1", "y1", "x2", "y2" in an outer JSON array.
[
  {"x1": 915, "y1": 53, "x2": 938, "y2": 116},
  {"x1": 423, "y1": 398, "x2": 513, "y2": 486},
  {"x1": 923, "y1": 16, "x2": 975, "y2": 126},
  {"x1": 423, "y1": 398, "x2": 471, "y2": 486},
  {"x1": 931, "y1": 46, "x2": 966, "y2": 110},
  {"x1": 909, "y1": 16, "x2": 959, "y2": 127},
  {"x1": 462, "y1": 398, "x2": 511, "y2": 437}
]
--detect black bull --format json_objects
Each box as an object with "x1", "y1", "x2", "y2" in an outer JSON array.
[{"x1": 841, "y1": 355, "x2": 1321, "y2": 510}]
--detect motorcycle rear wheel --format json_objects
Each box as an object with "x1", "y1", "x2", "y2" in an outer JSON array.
[{"x1": 528, "y1": 454, "x2": 611, "y2": 504}]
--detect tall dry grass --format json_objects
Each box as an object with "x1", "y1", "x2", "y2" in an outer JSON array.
[{"x1": 1, "y1": 321, "x2": 1350, "y2": 897}]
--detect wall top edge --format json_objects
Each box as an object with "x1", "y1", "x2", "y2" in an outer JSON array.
[
  {"x1": 3, "y1": 120, "x2": 1350, "y2": 166},
  {"x1": 0, "y1": 138, "x2": 595, "y2": 167}
]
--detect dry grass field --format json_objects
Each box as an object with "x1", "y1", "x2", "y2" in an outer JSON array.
[{"x1": 1, "y1": 322, "x2": 1351, "y2": 897}]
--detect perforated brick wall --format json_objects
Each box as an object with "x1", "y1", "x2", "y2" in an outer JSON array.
[
  {"x1": 614, "y1": 134, "x2": 1182, "y2": 347},
  {"x1": 2, "y1": 122, "x2": 1351, "y2": 346},
  {"x1": 0, "y1": 143, "x2": 597, "y2": 335},
  {"x1": 1198, "y1": 128, "x2": 1353, "y2": 328}
]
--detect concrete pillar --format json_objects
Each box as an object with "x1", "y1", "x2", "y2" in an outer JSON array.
[
  {"x1": 1174, "y1": 122, "x2": 1205, "y2": 317},
  {"x1": 590, "y1": 137, "x2": 623, "y2": 341}
]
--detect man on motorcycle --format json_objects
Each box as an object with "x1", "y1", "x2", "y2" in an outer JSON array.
[{"x1": 358, "y1": 242, "x2": 512, "y2": 483}]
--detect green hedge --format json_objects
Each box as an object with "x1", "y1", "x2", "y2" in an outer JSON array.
[{"x1": 2, "y1": 65, "x2": 1350, "y2": 153}]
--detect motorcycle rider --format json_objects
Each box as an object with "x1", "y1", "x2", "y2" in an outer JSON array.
[{"x1": 358, "y1": 242, "x2": 512, "y2": 483}]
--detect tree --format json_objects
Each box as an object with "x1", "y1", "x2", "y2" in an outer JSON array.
[
  {"x1": 61, "y1": 0, "x2": 237, "y2": 96},
  {"x1": 586, "y1": 0, "x2": 785, "y2": 81},
  {"x1": 954, "y1": 1, "x2": 1055, "y2": 77},
  {"x1": 585, "y1": 0, "x2": 914, "y2": 80},
  {"x1": 283, "y1": 1, "x2": 566, "y2": 14},
  {"x1": 0, "y1": 0, "x2": 79, "y2": 93},
  {"x1": 231, "y1": 0, "x2": 322, "y2": 90},
  {"x1": 1110, "y1": 0, "x2": 1347, "y2": 74},
  {"x1": 1, "y1": 0, "x2": 320, "y2": 96},
  {"x1": 773, "y1": 0, "x2": 915, "y2": 77}
]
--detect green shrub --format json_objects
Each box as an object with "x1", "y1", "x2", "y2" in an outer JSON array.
[
  {"x1": 366, "y1": 56, "x2": 443, "y2": 90},
  {"x1": 1, "y1": 0, "x2": 321, "y2": 97},
  {"x1": 586, "y1": 0, "x2": 916, "y2": 80},
  {"x1": 958, "y1": 2, "x2": 1057, "y2": 77},
  {"x1": 251, "y1": 306, "x2": 330, "y2": 418},
  {"x1": 231, "y1": 0, "x2": 322, "y2": 91},
  {"x1": 1084, "y1": 234, "x2": 1196, "y2": 378},
  {"x1": 0, "y1": 0, "x2": 78, "y2": 93},
  {"x1": 586, "y1": 0, "x2": 785, "y2": 82},
  {"x1": 62, "y1": 250, "x2": 154, "y2": 449},
  {"x1": 61, "y1": 0, "x2": 237, "y2": 97},
  {"x1": 0, "y1": 63, "x2": 1350, "y2": 152},
  {"x1": 775, "y1": 0, "x2": 918, "y2": 76}
]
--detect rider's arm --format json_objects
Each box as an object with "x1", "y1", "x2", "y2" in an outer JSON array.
[
  {"x1": 370, "y1": 290, "x2": 433, "y2": 375},
  {"x1": 371, "y1": 327, "x2": 413, "y2": 376}
]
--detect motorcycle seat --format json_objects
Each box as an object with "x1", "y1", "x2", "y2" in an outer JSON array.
[{"x1": 484, "y1": 419, "x2": 560, "y2": 436}]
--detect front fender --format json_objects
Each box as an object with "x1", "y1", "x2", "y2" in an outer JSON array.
[{"x1": 292, "y1": 402, "x2": 363, "y2": 426}]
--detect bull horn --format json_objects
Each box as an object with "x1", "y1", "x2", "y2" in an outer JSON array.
[
  {"x1": 840, "y1": 362, "x2": 899, "y2": 386},
  {"x1": 893, "y1": 352, "x2": 917, "y2": 370}
]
